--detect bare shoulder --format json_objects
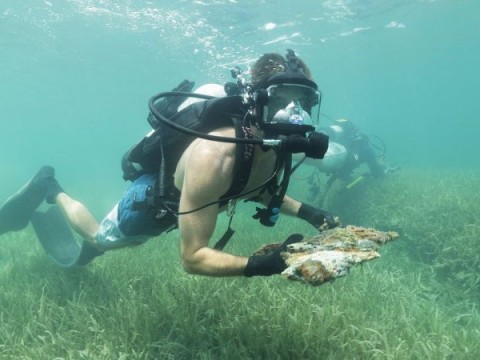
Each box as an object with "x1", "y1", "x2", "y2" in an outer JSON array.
[{"x1": 175, "y1": 127, "x2": 236, "y2": 198}]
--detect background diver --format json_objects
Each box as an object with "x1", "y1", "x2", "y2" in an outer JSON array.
[
  {"x1": 295, "y1": 117, "x2": 399, "y2": 205},
  {"x1": 0, "y1": 50, "x2": 340, "y2": 277}
]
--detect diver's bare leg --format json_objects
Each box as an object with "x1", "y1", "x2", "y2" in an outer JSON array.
[{"x1": 53, "y1": 193, "x2": 99, "y2": 244}]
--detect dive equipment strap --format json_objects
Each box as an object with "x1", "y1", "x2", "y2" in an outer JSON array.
[
  {"x1": 213, "y1": 200, "x2": 237, "y2": 250},
  {"x1": 219, "y1": 120, "x2": 255, "y2": 204},
  {"x1": 214, "y1": 122, "x2": 255, "y2": 250},
  {"x1": 252, "y1": 151, "x2": 292, "y2": 227}
]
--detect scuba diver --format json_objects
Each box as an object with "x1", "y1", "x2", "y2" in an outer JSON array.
[
  {"x1": 0, "y1": 50, "x2": 340, "y2": 277},
  {"x1": 327, "y1": 118, "x2": 387, "y2": 178},
  {"x1": 296, "y1": 118, "x2": 398, "y2": 206}
]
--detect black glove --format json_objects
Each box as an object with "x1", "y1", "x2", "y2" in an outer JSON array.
[
  {"x1": 244, "y1": 234, "x2": 303, "y2": 277},
  {"x1": 297, "y1": 203, "x2": 339, "y2": 230}
]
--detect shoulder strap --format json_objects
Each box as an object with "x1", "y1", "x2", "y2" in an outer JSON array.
[
  {"x1": 213, "y1": 122, "x2": 254, "y2": 250},
  {"x1": 219, "y1": 120, "x2": 255, "y2": 204}
]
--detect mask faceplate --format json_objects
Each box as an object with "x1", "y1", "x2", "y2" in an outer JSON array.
[{"x1": 262, "y1": 84, "x2": 320, "y2": 126}]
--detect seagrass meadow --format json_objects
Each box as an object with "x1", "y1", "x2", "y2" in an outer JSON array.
[
  {"x1": 2, "y1": 0, "x2": 479, "y2": 358},
  {"x1": 1, "y1": 168, "x2": 479, "y2": 359}
]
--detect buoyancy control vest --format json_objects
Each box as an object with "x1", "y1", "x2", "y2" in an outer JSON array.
[
  {"x1": 121, "y1": 95, "x2": 256, "y2": 211},
  {"x1": 121, "y1": 87, "x2": 295, "y2": 252}
]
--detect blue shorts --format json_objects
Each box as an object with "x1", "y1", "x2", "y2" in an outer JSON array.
[
  {"x1": 95, "y1": 173, "x2": 177, "y2": 249},
  {"x1": 118, "y1": 173, "x2": 158, "y2": 236}
]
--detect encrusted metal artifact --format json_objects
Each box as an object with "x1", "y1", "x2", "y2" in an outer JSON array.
[{"x1": 254, "y1": 225, "x2": 399, "y2": 286}]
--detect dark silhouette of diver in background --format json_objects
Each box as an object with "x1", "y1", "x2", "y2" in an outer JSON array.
[{"x1": 298, "y1": 118, "x2": 399, "y2": 205}]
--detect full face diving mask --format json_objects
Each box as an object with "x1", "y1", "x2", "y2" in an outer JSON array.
[
  {"x1": 261, "y1": 84, "x2": 320, "y2": 128},
  {"x1": 252, "y1": 82, "x2": 327, "y2": 158}
]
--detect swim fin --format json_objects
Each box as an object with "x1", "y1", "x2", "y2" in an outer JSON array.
[
  {"x1": 31, "y1": 207, "x2": 81, "y2": 267},
  {"x1": 31, "y1": 206, "x2": 104, "y2": 267},
  {"x1": 0, "y1": 166, "x2": 54, "y2": 236}
]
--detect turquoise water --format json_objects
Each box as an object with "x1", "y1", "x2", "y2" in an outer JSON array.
[
  {"x1": 2, "y1": 0, "x2": 478, "y2": 178},
  {"x1": 0, "y1": 2, "x2": 478, "y2": 209},
  {"x1": 0, "y1": 2, "x2": 478, "y2": 215},
  {"x1": 2, "y1": 1, "x2": 479, "y2": 211}
]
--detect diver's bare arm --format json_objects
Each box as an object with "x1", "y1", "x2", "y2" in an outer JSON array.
[
  {"x1": 258, "y1": 193, "x2": 302, "y2": 217},
  {"x1": 178, "y1": 142, "x2": 248, "y2": 277},
  {"x1": 279, "y1": 195, "x2": 302, "y2": 216}
]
